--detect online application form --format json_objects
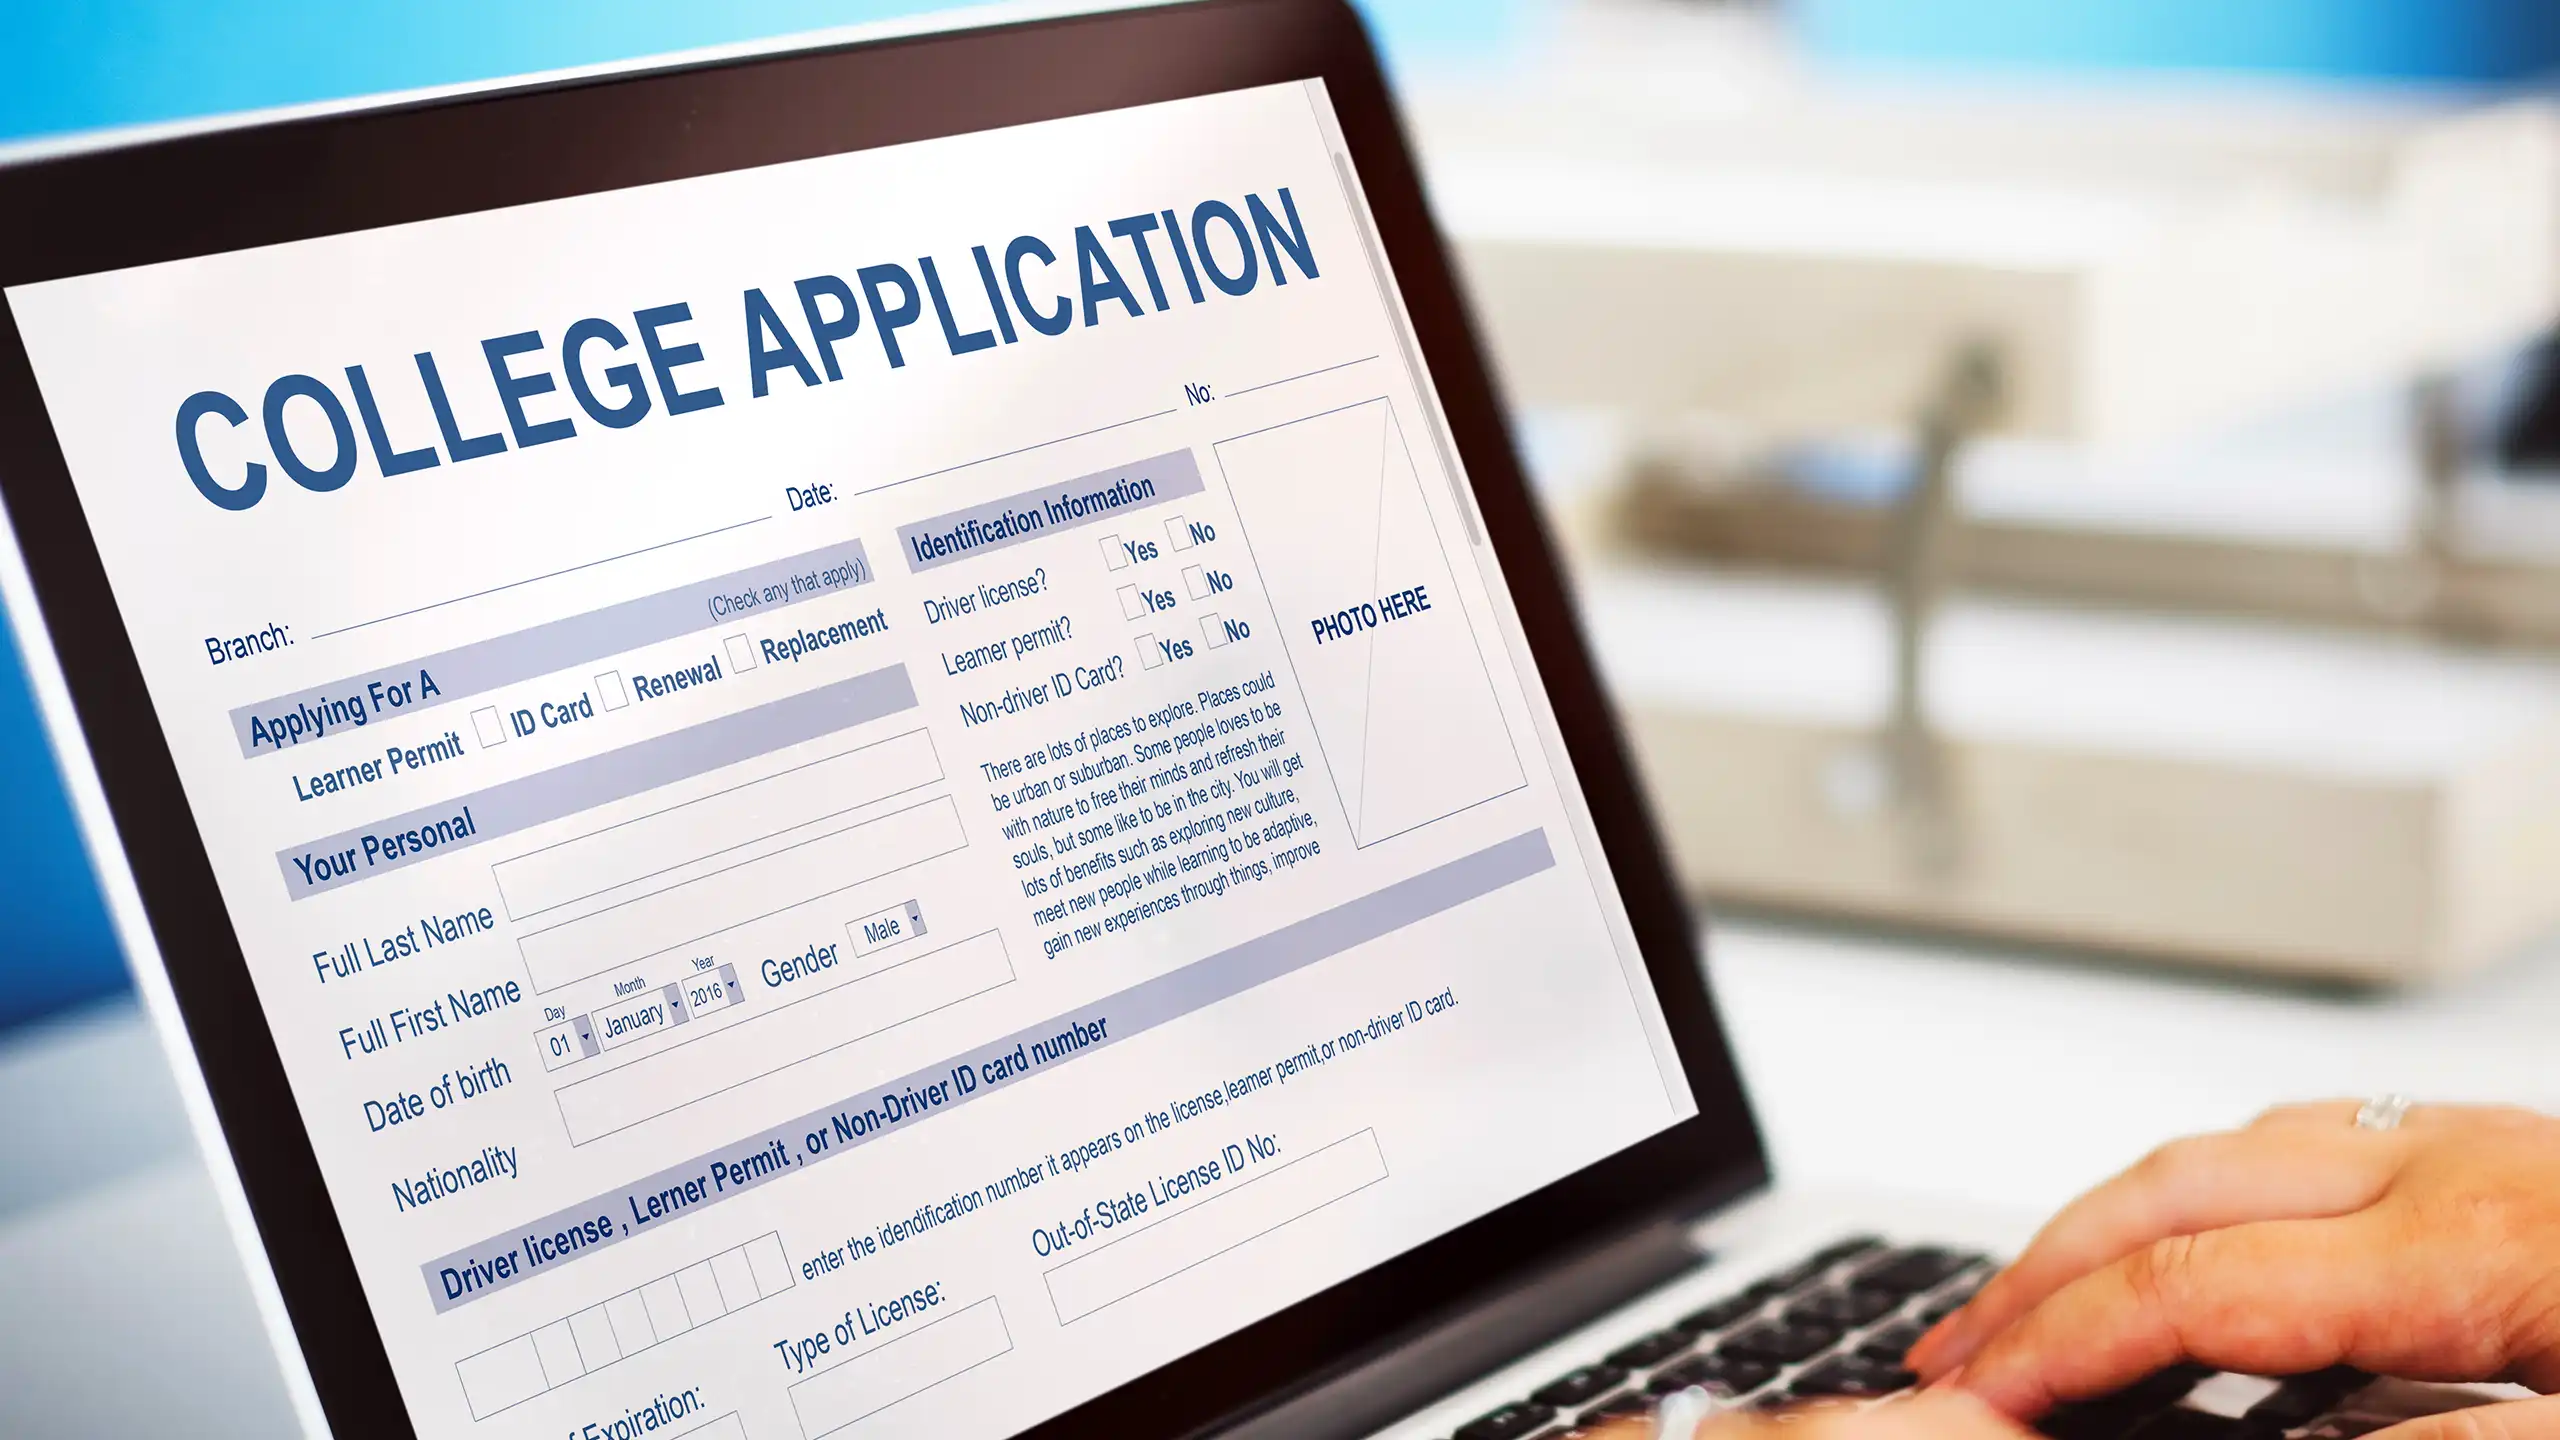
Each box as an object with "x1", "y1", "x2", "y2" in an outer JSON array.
[{"x1": 7, "y1": 82, "x2": 1694, "y2": 1438}]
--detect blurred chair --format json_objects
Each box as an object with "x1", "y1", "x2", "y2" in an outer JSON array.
[{"x1": 1415, "y1": 0, "x2": 2560, "y2": 981}]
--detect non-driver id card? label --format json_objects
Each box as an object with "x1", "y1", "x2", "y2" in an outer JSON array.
[{"x1": 8, "y1": 79, "x2": 1693, "y2": 1437}]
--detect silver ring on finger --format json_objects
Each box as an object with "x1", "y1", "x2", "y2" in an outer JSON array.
[{"x1": 2354, "y1": 1094, "x2": 2412, "y2": 1131}]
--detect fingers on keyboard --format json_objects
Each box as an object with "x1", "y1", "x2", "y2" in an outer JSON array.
[
  {"x1": 1453, "y1": 1239, "x2": 2360, "y2": 1440},
  {"x1": 1447, "y1": 1237, "x2": 1989, "y2": 1440}
]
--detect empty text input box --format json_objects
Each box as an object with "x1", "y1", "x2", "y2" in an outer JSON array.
[
  {"x1": 553, "y1": 930, "x2": 1015, "y2": 1143},
  {"x1": 1044, "y1": 1131, "x2": 1388, "y2": 1324},
  {"x1": 514, "y1": 795, "x2": 967, "y2": 994},
  {"x1": 789, "y1": 1298, "x2": 1013, "y2": 1438},
  {"x1": 492, "y1": 729, "x2": 942, "y2": 920}
]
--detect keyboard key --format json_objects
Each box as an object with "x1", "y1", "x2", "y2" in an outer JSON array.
[
  {"x1": 1532, "y1": 1365, "x2": 1629, "y2": 1409},
  {"x1": 2184, "y1": 1375, "x2": 2285, "y2": 1420},
  {"x1": 1581, "y1": 1392, "x2": 1656, "y2": 1426},
  {"x1": 1802, "y1": 1235, "x2": 1888, "y2": 1270},
  {"x1": 1453, "y1": 1401, "x2": 1556, "y2": 1440},
  {"x1": 2122, "y1": 1365, "x2": 2216, "y2": 1410},
  {"x1": 2039, "y1": 1367, "x2": 2215, "y2": 1440},
  {"x1": 2299, "y1": 1419, "x2": 2390, "y2": 1440},
  {"x1": 1605, "y1": 1328, "x2": 1694, "y2": 1370},
  {"x1": 2038, "y1": 1401, "x2": 2152, "y2": 1440},
  {"x1": 1856, "y1": 1321, "x2": 1928, "y2": 1363},
  {"x1": 2036, "y1": 1367, "x2": 2214, "y2": 1440},
  {"x1": 2126, "y1": 1409, "x2": 2278, "y2": 1440},
  {"x1": 1791, "y1": 1357, "x2": 1918, "y2": 1398},
  {"x1": 1708, "y1": 1355, "x2": 1782, "y2": 1392},
  {"x1": 2246, "y1": 1369, "x2": 2369, "y2": 1428},
  {"x1": 1650, "y1": 1354, "x2": 1780, "y2": 1396},
  {"x1": 1853, "y1": 1248, "x2": 1982, "y2": 1295},
  {"x1": 1722, "y1": 1321, "x2": 1842, "y2": 1364},
  {"x1": 1648, "y1": 1359, "x2": 1716, "y2": 1396},
  {"x1": 1677, "y1": 1291, "x2": 1769, "y2": 1334},
  {"x1": 1787, "y1": 1287, "x2": 1904, "y2": 1327},
  {"x1": 1917, "y1": 1275, "x2": 1988, "y2": 1324},
  {"x1": 1761, "y1": 1237, "x2": 1886, "y2": 1295}
]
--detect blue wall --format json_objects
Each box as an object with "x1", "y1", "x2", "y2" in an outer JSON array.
[
  {"x1": 0, "y1": 0, "x2": 1515, "y2": 1031},
  {"x1": 2, "y1": 0, "x2": 1515, "y2": 141},
  {"x1": 0, "y1": 630, "x2": 124, "y2": 1030},
  {"x1": 1800, "y1": 0, "x2": 2560, "y2": 83}
]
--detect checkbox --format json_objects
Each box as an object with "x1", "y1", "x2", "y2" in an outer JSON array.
[
  {"x1": 1099, "y1": 533, "x2": 1129, "y2": 571},
  {"x1": 724, "y1": 634, "x2": 758, "y2": 672},
  {"x1": 1164, "y1": 515, "x2": 1196, "y2": 551},
  {"x1": 594, "y1": 670, "x2": 629, "y2": 712},
  {"x1": 1117, "y1": 584, "x2": 1147, "y2": 621},
  {"x1": 1199, "y1": 612, "x2": 1229, "y2": 649},
  {"x1": 1183, "y1": 564, "x2": 1211, "y2": 600},
  {"x1": 471, "y1": 706, "x2": 508, "y2": 747},
  {"x1": 1136, "y1": 635, "x2": 1163, "y2": 670}
]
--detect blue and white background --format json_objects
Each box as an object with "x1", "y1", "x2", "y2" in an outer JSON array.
[{"x1": 3, "y1": 0, "x2": 2551, "y2": 1032}]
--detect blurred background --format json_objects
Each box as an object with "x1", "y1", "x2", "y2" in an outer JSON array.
[{"x1": 11, "y1": 0, "x2": 2560, "y2": 1431}]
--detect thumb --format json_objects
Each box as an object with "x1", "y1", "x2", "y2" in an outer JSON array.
[{"x1": 2366, "y1": 1395, "x2": 2560, "y2": 1440}]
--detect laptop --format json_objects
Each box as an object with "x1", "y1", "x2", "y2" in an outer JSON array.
[{"x1": 0, "y1": 3, "x2": 2501, "y2": 1437}]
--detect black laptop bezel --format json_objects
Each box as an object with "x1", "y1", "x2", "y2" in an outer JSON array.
[{"x1": 0, "y1": 3, "x2": 1768, "y2": 1435}]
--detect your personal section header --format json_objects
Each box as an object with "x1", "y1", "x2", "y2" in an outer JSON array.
[{"x1": 169, "y1": 189, "x2": 1321, "y2": 514}]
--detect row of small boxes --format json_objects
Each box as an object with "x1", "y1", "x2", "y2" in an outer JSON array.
[
  {"x1": 1107, "y1": 511, "x2": 1238, "y2": 670},
  {"x1": 456, "y1": 1233, "x2": 794, "y2": 1419},
  {"x1": 467, "y1": 634, "x2": 768, "y2": 749}
]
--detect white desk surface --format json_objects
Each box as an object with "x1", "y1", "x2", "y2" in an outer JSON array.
[{"x1": 7, "y1": 921, "x2": 2558, "y2": 1435}]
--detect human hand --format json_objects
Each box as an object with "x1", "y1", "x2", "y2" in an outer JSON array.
[
  {"x1": 1576, "y1": 1391, "x2": 2030, "y2": 1440},
  {"x1": 1907, "y1": 1101, "x2": 2560, "y2": 1432}
]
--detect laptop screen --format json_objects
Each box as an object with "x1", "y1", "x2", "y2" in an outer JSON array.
[{"x1": 6, "y1": 79, "x2": 1695, "y2": 1437}]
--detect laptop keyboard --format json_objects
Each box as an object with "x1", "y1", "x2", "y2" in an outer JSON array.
[{"x1": 1438, "y1": 1236, "x2": 2375, "y2": 1440}]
